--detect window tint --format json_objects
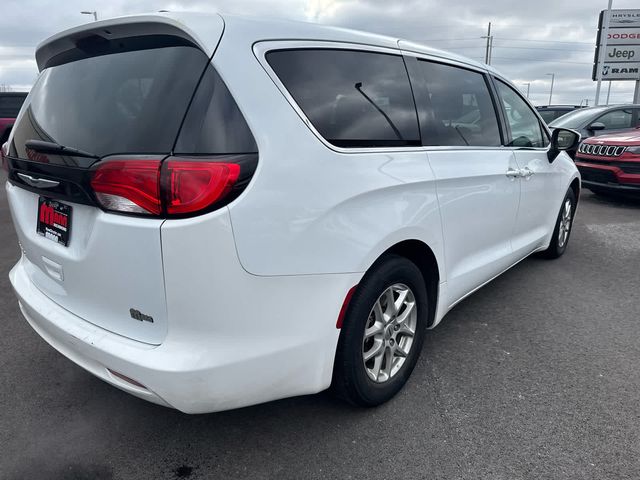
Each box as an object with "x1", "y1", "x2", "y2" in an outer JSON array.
[
  {"x1": 596, "y1": 109, "x2": 633, "y2": 130},
  {"x1": 267, "y1": 49, "x2": 420, "y2": 148},
  {"x1": 175, "y1": 66, "x2": 257, "y2": 154},
  {"x1": 418, "y1": 60, "x2": 501, "y2": 147},
  {"x1": 496, "y1": 80, "x2": 546, "y2": 148},
  {"x1": 0, "y1": 95, "x2": 27, "y2": 117},
  {"x1": 11, "y1": 45, "x2": 208, "y2": 159}
]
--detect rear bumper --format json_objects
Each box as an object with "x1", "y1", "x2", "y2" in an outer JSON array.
[{"x1": 10, "y1": 254, "x2": 360, "y2": 413}]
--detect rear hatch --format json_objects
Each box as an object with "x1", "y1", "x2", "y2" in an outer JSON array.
[{"x1": 5, "y1": 20, "x2": 223, "y2": 344}]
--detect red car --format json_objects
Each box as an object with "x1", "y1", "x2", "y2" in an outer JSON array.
[
  {"x1": 575, "y1": 129, "x2": 640, "y2": 197},
  {"x1": 0, "y1": 92, "x2": 28, "y2": 144}
]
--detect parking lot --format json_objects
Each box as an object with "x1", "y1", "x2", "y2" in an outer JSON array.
[{"x1": 1, "y1": 180, "x2": 639, "y2": 480}]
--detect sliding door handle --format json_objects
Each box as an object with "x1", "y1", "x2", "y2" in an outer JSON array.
[
  {"x1": 506, "y1": 168, "x2": 520, "y2": 178},
  {"x1": 520, "y1": 167, "x2": 535, "y2": 178}
]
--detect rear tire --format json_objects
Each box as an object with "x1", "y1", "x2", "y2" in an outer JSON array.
[
  {"x1": 540, "y1": 188, "x2": 576, "y2": 259},
  {"x1": 332, "y1": 254, "x2": 428, "y2": 407}
]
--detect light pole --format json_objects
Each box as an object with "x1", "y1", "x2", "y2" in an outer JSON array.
[
  {"x1": 545, "y1": 73, "x2": 555, "y2": 105},
  {"x1": 81, "y1": 10, "x2": 98, "y2": 21},
  {"x1": 522, "y1": 83, "x2": 531, "y2": 99}
]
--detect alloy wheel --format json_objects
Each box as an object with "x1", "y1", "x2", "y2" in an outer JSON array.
[
  {"x1": 558, "y1": 198, "x2": 573, "y2": 248},
  {"x1": 362, "y1": 283, "x2": 417, "y2": 383}
]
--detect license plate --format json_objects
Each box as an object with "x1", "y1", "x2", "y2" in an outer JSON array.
[{"x1": 37, "y1": 197, "x2": 72, "y2": 246}]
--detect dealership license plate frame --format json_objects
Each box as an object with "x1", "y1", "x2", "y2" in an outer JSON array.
[{"x1": 36, "y1": 197, "x2": 72, "y2": 246}]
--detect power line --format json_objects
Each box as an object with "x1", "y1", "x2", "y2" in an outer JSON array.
[
  {"x1": 492, "y1": 45, "x2": 592, "y2": 52},
  {"x1": 491, "y1": 57, "x2": 592, "y2": 65},
  {"x1": 445, "y1": 45, "x2": 592, "y2": 53},
  {"x1": 494, "y1": 37, "x2": 594, "y2": 45}
]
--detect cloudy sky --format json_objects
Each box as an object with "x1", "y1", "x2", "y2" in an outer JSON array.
[{"x1": 1, "y1": 0, "x2": 638, "y2": 105}]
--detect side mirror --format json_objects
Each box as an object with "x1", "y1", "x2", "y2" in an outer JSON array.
[
  {"x1": 548, "y1": 128, "x2": 581, "y2": 162},
  {"x1": 588, "y1": 122, "x2": 606, "y2": 131}
]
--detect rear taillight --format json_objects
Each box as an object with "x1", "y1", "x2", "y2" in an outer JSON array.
[
  {"x1": 162, "y1": 160, "x2": 240, "y2": 215},
  {"x1": 90, "y1": 156, "x2": 248, "y2": 217},
  {"x1": 1, "y1": 142, "x2": 8, "y2": 172},
  {"x1": 91, "y1": 160, "x2": 162, "y2": 215}
]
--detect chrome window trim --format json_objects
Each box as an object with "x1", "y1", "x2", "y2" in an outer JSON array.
[{"x1": 254, "y1": 40, "x2": 540, "y2": 155}]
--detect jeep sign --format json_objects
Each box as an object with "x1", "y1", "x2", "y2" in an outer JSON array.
[{"x1": 606, "y1": 46, "x2": 640, "y2": 61}]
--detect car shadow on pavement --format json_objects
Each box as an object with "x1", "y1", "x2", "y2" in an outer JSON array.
[{"x1": 587, "y1": 191, "x2": 640, "y2": 208}]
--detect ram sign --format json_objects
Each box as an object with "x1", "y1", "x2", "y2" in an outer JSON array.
[{"x1": 593, "y1": 9, "x2": 640, "y2": 81}]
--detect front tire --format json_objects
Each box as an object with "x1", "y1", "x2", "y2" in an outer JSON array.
[
  {"x1": 540, "y1": 188, "x2": 576, "y2": 259},
  {"x1": 332, "y1": 255, "x2": 428, "y2": 407}
]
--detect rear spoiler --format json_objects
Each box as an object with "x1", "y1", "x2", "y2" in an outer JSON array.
[{"x1": 36, "y1": 13, "x2": 224, "y2": 71}]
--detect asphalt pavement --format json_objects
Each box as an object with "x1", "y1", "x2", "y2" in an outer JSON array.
[{"x1": 1, "y1": 180, "x2": 639, "y2": 480}]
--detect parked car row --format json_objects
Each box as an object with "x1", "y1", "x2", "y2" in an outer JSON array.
[
  {"x1": 536, "y1": 104, "x2": 585, "y2": 124},
  {"x1": 535, "y1": 104, "x2": 640, "y2": 198},
  {"x1": 549, "y1": 104, "x2": 640, "y2": 140}
]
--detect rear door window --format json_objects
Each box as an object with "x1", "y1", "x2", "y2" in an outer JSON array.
[
  {"x1": 416, "y1": 60, "x2": 501, "y2": 147},
  {"x1": 10, "y1": 44, "x2": 209, "y2": 162},
  {"x1": 266, "y1": 49, "x2": 420, "y2": 148},
  {"x1": 596, "y1": 109, "x2": 633, "y2": 130}
]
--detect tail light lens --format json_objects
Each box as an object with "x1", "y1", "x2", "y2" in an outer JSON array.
[
  {"x1": 90, "y1": 156, "x2": 251, "y2": 217},
  {"x1": 162, "y1": 160, "x2": 240, "y2": 215},
  {"x1": 91, "y1": 160, "x2": 162, "y2": 215}
]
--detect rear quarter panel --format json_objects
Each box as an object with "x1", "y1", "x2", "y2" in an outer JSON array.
[{"x1": 212, "y1": 30, "x2": 445, "y2": 278}]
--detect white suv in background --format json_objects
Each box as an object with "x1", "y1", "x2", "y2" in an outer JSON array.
[{"x1": 3, "y1": 13, "x2": 581, "y2": 413}]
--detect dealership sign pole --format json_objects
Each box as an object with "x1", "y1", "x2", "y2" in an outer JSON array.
[{"x1": 593, "y1": 7, "x2": 640, "y2": 104}]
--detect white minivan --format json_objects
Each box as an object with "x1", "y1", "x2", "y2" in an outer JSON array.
[{"x1": 3, "y1": 12, "x2": 581, "y2": 413}]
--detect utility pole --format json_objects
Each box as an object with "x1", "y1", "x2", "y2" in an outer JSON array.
[
  {"x1": 595, "y1": 0, "x2": 613, "y2": 105},
  {"x1": 522, "y1": 82, "x2": 531, "y2": 99},
  {"x1": 481, "y1": 22, "x2": 493, "y2": 65},
  {"x1": 546, "y1": 73, "x2": 555, "y2": 105}
]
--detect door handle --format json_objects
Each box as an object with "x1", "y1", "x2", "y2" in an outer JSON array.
[
  {"x1": 506, "y1": 168, "x2": 520, "y2": 178},
  {"x1": 520, "y1": 167, "x2": 534, "y2": 179}
]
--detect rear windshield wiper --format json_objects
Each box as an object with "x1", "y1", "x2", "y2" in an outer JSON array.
[
  {"x1": 354, "y1": 82, "x2": 404, "y2": 141},
  {"x1": 25, "y1": 140, "x2": 100, "y2": 159}
]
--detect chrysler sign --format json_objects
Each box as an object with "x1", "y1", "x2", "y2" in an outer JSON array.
[{"x1": 593, "y1": 9, "x2": 640, "y2": 81}]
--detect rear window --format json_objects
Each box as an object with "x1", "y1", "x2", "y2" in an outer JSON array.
[
  {"x1": 0, "y1": 95, "x2": 27, "y2": 118},
  {"x1": 11, "y1": 45, "x2": 209, "y2": 159},
  {"x1": 266, "y1": 49, "x2": 420, "y2": 148}
]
